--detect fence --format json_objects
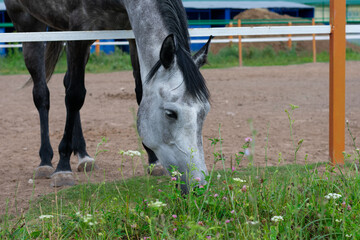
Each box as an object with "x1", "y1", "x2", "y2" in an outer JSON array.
[
  {"x1": 2, "y1": 21, "x2": 360, "y2": 64},
  {"x1": 0, "y1": 0, "x2": 348, "y2": 164}
]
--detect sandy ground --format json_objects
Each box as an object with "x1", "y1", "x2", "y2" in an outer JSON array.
[{"x1": 1, "y1": 62, "x2": 360, "y2": 216}]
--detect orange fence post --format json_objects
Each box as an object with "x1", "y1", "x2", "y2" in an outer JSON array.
[
  {"x1": 312, "y1": 18, "x2": 317, "y2": 63},
  {"x1": 238, "y1": 19, "x2": 242, "y2": 67},
  {"x1": 329, "y1": 0, "x2": 346, "y2": 165},
  {"x1": 229, "y1": 22, "x2": 233, "y2": 47},
  {"x1": 95, "y1": 40, "x2": 100, "y2": 56},
  {"x1": 287, "y1": 22, "x2": 292, "y2": 49}
]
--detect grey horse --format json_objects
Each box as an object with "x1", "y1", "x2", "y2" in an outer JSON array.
[{"x1": 4, "y1": 0, "x2": 212, "y2": 193}]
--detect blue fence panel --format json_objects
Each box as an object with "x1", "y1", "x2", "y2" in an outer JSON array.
[
  {"x1": 189, "y1": 25, "x2": 210, "y2": 52},
  {"x1": 90, "y1": 39, "x2": 115, "y2": 54},
  {"x1": 0, "y1": 28, "x2": 5, "y2": 56}
]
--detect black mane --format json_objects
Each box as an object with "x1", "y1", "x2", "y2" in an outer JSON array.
[{"x1": 146, "y1": 0, "x2": 210, "y2": 103}]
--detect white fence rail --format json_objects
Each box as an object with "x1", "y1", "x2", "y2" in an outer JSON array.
[
  {"x1": 3, "y1": 34, "x2": 360, "y2": 49},
  {"x1": 1, "y1": 25, "x2": 360, "y2": 49}
]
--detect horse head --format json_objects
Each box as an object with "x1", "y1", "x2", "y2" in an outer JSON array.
[{"x1": 137, "y1": 34, "x2": 212, "y2": 193}]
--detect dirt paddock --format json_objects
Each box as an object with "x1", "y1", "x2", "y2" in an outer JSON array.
[{"x1": 1, "y1": 62, "x2": 360, "y2": 215}]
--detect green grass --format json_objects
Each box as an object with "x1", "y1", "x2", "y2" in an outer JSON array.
[
  {"x1": 205, "y1": 45, "x2": 360, "y2": 68},
  {"x1": 1, "y1": 161, "x2": 359, "y2": 239},
  {"x1": 2, "y1": 45, "x2": 360, "y2": 75},
  {"x1": 0, "y1": 48, "x2": 133, "y2": 75},
  {"x1": 1, "y1": 106, "x2": 360, "y2": 239}
]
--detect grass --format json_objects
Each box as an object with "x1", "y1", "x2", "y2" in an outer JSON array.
[
  {"x1": 205, "y1": 45, "x2": 360, "y2": 68},
  {"x1": 0, "y1": 48, "x2": 133, "y2": 75},
  {"x1": 1, "y1": 106, "x2": 360, "y2": 239},
  {"x1": 2, "y1": 45, "x2": 360, "y2": 75}
]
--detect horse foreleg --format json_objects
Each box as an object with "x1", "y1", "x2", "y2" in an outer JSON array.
[
  {"x1": 24, "y1": 41, "x2": 55, "y2": 179},
  {"x1": 51, "y1": 41, "x2": 92, "y2": 187},
  {"x1": 12, "y1": 12, "x2": 55, "y2": 179},
  {"x1": 63, "y1": 71, "x2": 97, "y2": 173}
]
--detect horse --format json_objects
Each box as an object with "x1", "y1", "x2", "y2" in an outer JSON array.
[{"x1": 4, "y1": 0, "x2": 212, "y2": 193}]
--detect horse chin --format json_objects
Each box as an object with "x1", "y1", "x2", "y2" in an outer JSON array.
[{"x1": 155, "y1": 146, "x2": 208, "y2": 193}]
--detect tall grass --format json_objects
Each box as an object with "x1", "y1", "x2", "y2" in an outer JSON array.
[{"x1": 1, "y1": 105, "x2": 359, "y2": 239}]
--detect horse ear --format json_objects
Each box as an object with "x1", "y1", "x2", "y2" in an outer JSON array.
[
  {"x1": 192, "y1": 35, "x2": 213, "y2": 68},
  {"x1": 160, "y1": 34, "x2": 176, "y2": 69}
]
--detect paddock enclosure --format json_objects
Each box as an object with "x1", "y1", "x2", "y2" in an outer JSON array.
[{"x1": 0, "y1": 62, "x2": 359, "y2": 214}]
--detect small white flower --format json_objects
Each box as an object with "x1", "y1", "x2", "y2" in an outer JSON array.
[
  {"x1": 76, "y1": 212, "x2": 81, "y2": 216},
  {"x1": 246, "y1": 221, "x2": 259, "y2": 225},
  {"x1": 171, "y1": 170, "x2": 183, "y2": 177},
  {"x1": 233, "y1": 178, "x2": 246, "y2": 183},
  {"x1": 271, "y1": 216, "x2": 284, "y2": 223},
  {"x1": 129, "y1": 150, "x2": 141, "y2": 156},
  {"x1": 120, "y1": 150, "x2": 141, "y2": 157},
  {"x1": 325, "y1": 193, "x2": 342, "y2": 200},
  {"x1": 148, "y1": 199, "x2": 167, "y2": 208},
  {"x1": 335, "y1": 219, "x2": 342, "y2": 223},
  {"x1": 217, "y1": 173, "x2": 221, "y2": 180},
  {"x1": 28, "y1": 179, "x2": 33, "y2": 184},
  {"x1": 82, "y1": 214, "x2": 93, "y2": 223},
  {"x1": 39, "y1": 215, "x2": 54, "y2": 219},
  {"x1": 346, "y1": 234, "x2": 352, "y2": 238}
]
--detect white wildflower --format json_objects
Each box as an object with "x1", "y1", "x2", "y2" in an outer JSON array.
[
  {"x1": 76, "y1": 211, "x2": 81, "y2": 216},
  {"x1": 119, "y1": 150, "x2": 141, "y2": 157},
  {"x1": 39, "y1": 215, "x2": 54, "y2": 219},
  {"x1": 233, "y1": 178, "x2": 246, "y2": 183},
  {"x1": 335, "y1": 219, "x2": 342, "y2": 223},
  {"x1": 246, "y1": 221, "x2": 259, "y2": 225},
  {"x1": 148, "y1": 199, "x2": 167, "y2": 208},
  {"x1": 171, "y1": 170, "x2": 183, "y2": 177},
  {"x1": 217, "y1": 173, "x2": 221, "y2": 180},
  {"x1": 28, "y1": 179, "x2": 33, "y2": 184},
  {"x1": 271, "y1": 216, "x2": 284, "y2": 223},
  {"x1": 126, "y1": 150, "x2": 141, "y2": 157},
  {"x1": 325, "y1": 193, "x2": 342, "y2": 200},
  {"x1": 82, "y1": 214, "x2": 93, "y2": 223},
  {"x1": 346, "y1": 234, "x2": 352, "y2": 238}
]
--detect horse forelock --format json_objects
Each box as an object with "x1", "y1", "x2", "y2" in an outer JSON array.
[{"x1": 145, "y1": 0, "x2": 210, "y2": 103}]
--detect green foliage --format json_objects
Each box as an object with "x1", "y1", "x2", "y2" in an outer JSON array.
[{"x1": 1, "y1": 162, "x2": 359, "y2": 239}]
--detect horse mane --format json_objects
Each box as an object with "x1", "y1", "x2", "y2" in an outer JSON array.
[{"x1": 146, "y1": 0, "x2": 210, "y2": 103}]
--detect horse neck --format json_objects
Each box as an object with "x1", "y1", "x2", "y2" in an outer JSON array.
[{"x1": 123, "y1": 0, "x2": 176, "y2": 81}]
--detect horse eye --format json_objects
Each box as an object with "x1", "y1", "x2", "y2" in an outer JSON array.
[{"x1": 165, "y1": 109, "x2": 178, "y2": 120}]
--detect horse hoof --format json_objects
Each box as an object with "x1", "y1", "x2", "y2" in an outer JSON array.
[
  {"x1": 34, "y1": 166, "x2": 54, "y2": 179},
  {"x1": 148, "y1": 164, "x2": 167, "y2": 176},
  {"x1": 50, "y1": 171, "x2": 75, "y2": 187},
  {"x1": 77, "y1": 159, "x2": 98, "y2": 172}
]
